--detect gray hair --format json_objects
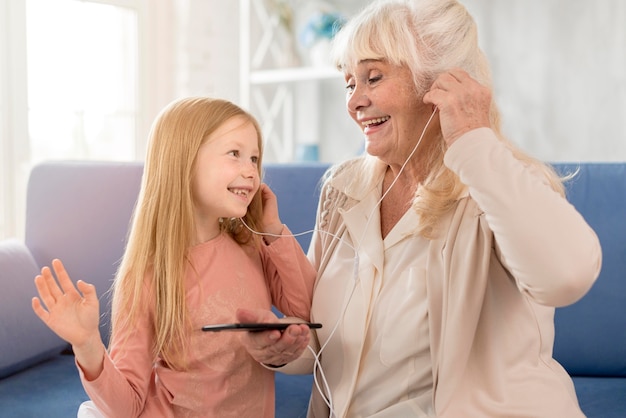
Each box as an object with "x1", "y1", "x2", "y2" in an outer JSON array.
[{"x1": 331, "y1": 0, "x2": 492, "y2": 95}]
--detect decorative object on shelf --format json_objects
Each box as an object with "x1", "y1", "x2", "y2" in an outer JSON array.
[
  {"x1": 266, "y1": 0, "x2": 301, "y2": 68},
  {"x1": 298, "y1": 8, "x2": 346, "y2": 67},
  {"x1": 295, "y1": 143, "x2": 320, "y2": 162}
]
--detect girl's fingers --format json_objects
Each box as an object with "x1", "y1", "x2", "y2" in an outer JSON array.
[
  {"x1": 35, "y1": 259, "x2": 84, "y2": 310},
  {"x1": 51, "y1": 259, "x2": 78, "y2": 295},
  {"x1": 76, "y1": 280, "x2": 96, "y2": 300},
  {"x1": 31, "y1": 297, "x2": 49, "y2": 322},
  {"x1": 34, "y1": 272, "x2": 58, "y2": 309}
]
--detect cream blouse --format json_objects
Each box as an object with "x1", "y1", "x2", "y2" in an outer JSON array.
[
  {"x1": 284, "y1": 127, "x2": 600, "y2": 418},
  {"x1": 313, "y1": 181, "x2": 435, "y2": 417}
]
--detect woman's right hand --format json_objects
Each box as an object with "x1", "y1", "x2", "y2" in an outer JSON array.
[
  {"x1": 236, "y1": 308, "x2": 311, "y2": 367},
  {"x1": 423, "y1": 68, "x2": 492, "y2": 146},
  {"x1": 32, "y1": 258, "x2": 101, "y2": 348}
]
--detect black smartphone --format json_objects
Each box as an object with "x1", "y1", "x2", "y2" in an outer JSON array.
[{"x1": 201, "y1": 322, "x2": 322, "y2": 332}]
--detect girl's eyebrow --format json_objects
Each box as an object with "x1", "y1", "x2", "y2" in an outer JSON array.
[{"x1": 227, "y1": 138, "x2": 259, "y2": 154}]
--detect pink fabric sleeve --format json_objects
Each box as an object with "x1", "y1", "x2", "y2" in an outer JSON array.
[
  {"x1": 78, "y1": 286, "x2": 161, "y2": 417},
  {"x1": 261, "y1": 226, "x2": 316, "y2": 320}
]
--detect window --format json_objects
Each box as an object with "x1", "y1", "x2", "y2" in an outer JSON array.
[
  {"x1": 26, "y1": 0, "x2": 139, "y2": 161},
  {"x1": 0, "y1": 0, "x2": 28, "y2": 240},
  {"x1": 0, "y1": 6, "x2": 5, "y2": 238},
  {"x1": 1, "y1": 0, "x2": 147, "y2": 240}
]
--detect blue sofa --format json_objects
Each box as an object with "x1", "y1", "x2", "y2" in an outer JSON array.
[{"x1": 0, "y1": 161, "x2": 625, "y2": 417}]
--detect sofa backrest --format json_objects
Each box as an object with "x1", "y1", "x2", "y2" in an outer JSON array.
[
  {"x1": 20, "y1": 161, "x2": 626, "y2": 377},
  {"x1": 25, "y1": 161, "x2": 144, "y2": 343},
  {"x1": 552, "y1": 163, "x2": 626, "y2": 377}
]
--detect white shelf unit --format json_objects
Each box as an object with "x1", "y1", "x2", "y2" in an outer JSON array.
[
  {"x1": 248, "y1": 66, "x2": 340, "y2": 84},
  {"x1": 239, "y1": 0, "x2": 343, "y2": 162}
]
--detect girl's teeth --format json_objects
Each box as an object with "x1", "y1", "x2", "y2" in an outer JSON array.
[{"x1": 230, "y1": 189, "x2": 247, "y2": 196}]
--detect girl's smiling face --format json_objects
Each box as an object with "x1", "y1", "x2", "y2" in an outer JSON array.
[
  {"x1": 192, "y1": 116, "x2": 260, "y2": 242},
  {"x1": 344, "y1": 60, "x2": 436, "y2": 167}
]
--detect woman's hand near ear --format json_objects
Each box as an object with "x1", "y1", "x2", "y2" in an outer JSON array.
[{"x1": 423, "y1": 68, "x2": 492, "y2": 146}]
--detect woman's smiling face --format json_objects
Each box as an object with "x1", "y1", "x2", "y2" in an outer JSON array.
[{"x1": 344, "y1": 60, "x2": 435, "y2": 166}]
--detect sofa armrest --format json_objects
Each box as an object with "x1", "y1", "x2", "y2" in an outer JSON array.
[{"x1": 0, "y1": 239, "x2": 67, "y2": 378}]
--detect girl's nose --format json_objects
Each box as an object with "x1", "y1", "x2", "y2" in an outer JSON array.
[{"x1": 242, "y1": 161, "x2": 257, "y2": 178}]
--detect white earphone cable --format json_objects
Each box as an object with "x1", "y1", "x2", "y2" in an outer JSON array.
[{"x1": 240, "y1": 107, "x2": 439, "y2": 417}]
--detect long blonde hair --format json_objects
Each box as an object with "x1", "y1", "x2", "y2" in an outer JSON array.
[
  {"x1": 331, "y1": 0, "x2": 565, "y2": 237},
  {"x1": 111, "y1": 97, "x2": 264, "y2": 369}
]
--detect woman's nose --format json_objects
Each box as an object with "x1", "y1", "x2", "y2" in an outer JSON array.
[{"x1": 347, "y1": 86, "x2": 370, "y2": 114}]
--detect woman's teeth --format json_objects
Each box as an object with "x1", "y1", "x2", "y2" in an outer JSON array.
[{"x1": 362, "y1": 116, "x2": 390, "y2": 127}]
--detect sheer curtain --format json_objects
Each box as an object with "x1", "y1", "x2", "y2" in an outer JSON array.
[{"x1": 0, "y1": 0, "x2": 28, "y2": 241}]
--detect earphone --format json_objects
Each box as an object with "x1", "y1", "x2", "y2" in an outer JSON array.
[{"x1": 241, "y1": 106, "x2": 439, "y2": 417}]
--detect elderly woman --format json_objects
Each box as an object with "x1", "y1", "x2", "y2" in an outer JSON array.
[{"x1": 238, "y1": 0, "x2": 601, "y2": 416}]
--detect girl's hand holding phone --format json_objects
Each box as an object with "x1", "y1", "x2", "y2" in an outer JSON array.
[{"x1": 234, "y1": 308, "x2": 312, "y2": 367}]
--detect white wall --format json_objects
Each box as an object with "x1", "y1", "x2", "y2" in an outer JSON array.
[
  {"x1": 174, "y1": 0, "x2": 626, "y2": 163},
  {"x1": 173, "y1": 0, "x2": 240, "y2": 104},
  {"x1": 464, "y1": 0, "x2": 626, "y2": 162}
]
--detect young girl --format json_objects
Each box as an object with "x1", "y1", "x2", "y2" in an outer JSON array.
[{"x1": 31, "y1": 97, "x2": 316, "y2": 417}]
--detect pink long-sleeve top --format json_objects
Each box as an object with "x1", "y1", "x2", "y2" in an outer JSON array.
[{"x1": 78, "y1": 227, "x2": 315, "y2": 417}]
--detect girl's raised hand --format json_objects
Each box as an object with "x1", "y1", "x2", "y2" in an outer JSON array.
[{"x1": 32, "y1": 259, "x2": 101, "y2": 348}]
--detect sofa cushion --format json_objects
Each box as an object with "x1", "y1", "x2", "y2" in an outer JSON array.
[
  {"x1": 0, "y1": 240, "x2": 67, "y2": 378},
  {"x1": 574, "y1": 376, "x2": 626, "y2": 418}
]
